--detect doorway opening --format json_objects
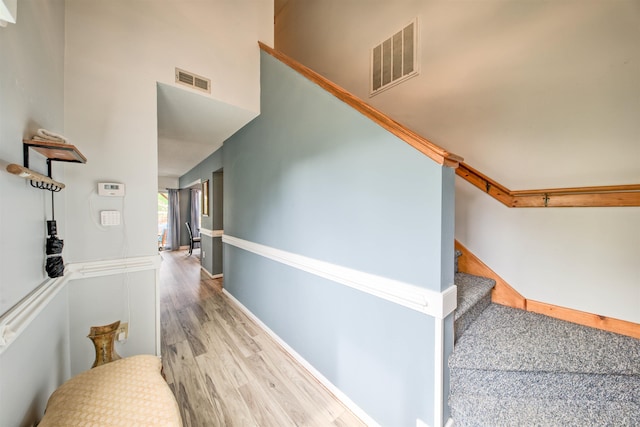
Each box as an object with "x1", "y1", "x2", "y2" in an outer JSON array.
[
  {"x1": 158, "y1": 191, "x2": 168, "y2": 251},
  {"x1": 210, "y1": 169, "x2": 224, "y2": 278}
]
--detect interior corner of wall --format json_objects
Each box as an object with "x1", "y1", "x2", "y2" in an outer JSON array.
[{"x1": 0, "y1": 0, "x2": 17, "y2": 25}]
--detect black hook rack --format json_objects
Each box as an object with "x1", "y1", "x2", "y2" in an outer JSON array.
[{"x1": 6, "y1": 140, "x2": 86, "y2": 193}]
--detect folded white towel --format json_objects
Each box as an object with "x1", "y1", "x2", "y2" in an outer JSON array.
[
  {"x1": 32, "y1": 136, "x2": 68, "y2": 144},
  {"x1": 36, "y1": 128, "x2": 68, "y2": 144}
]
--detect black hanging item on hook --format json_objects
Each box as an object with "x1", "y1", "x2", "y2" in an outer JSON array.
[
  {"x1": 46, "y1": 161, "x2": 64, "y2": 278},
  {"x1": 45, "y1": 219, "x2": 64, "y2": 278},
  {"x1": 19, "y1": 139, "x2": 86, "y2": 278},
  {"x1": 42, "y1": 158, "x2": 65, "y2": 277}
]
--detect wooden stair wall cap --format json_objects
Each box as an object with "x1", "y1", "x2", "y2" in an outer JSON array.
[{"x1": 258, "y1": 41, "x2": 463, "y2": 169}]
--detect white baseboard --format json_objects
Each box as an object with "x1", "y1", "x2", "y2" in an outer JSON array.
[
  {"x1": 223, "y1": 289, "x2": 381, "y2": 427},
  {"x1": 199, "y1": 266, "x2": 223, "y2": 280},
  {"x1": 417, "y1": 416, "x2": 454, "y2": 427},
  {"x1": 200, "y1": 266, "x2": 213, "y2": 278}
]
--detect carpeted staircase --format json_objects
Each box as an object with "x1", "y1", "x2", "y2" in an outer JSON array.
[{"x1": 450, "y1": 251, "x2": 640, "y2": 426}]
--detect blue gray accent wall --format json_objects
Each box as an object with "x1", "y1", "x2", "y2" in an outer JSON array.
[
  {"x1": 178, "y1": 189, "x2": 191, "y2": 247},
  {"x1": 225, "y1": 54, "x2": 451, "y2": 290},
  {"x1": 225, "y1": 246, "x2": 435, "y2": 425},
  {"x1": 180, "y1": 149, "x2": 223, "y2": 275},
  {"x1": 179, "y1": 148, "x2": 222, "y2": 233},
  {"x1": 221, "y1": 50, "x2": 456, "y2": 426},
  {"x1": 199, "y1": 236, "x2": 212, "y2": 272},
  {"x1": 212, "y1": 171, "x2": 224, "y2": 231}
]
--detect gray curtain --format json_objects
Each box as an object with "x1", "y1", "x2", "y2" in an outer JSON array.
[
  {"x1": 166, "y1": 189, "x2": 180, "y2": 250},
  {"x1": 190, "y1": 188, "x2": 200, "y2": 238}
]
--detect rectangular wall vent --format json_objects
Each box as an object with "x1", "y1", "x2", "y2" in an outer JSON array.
[
  {"x1": 370, "y1": 18, "x2": 418, "y2": 96},
  {"x1": 175, "y1": 68, "x2": 211, "y2": 94}
]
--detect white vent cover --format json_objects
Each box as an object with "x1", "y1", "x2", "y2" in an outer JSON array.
[
  {"x1": 370, "y1": 18, "x2": 418, "y2": 96},
  {"x1": 175, "y1": 68, "x2": 211, "y2": 93}
]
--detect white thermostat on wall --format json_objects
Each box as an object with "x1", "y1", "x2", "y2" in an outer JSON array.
[{"x1": 98, "y1": 182, "x2": 125, "y2": 197}]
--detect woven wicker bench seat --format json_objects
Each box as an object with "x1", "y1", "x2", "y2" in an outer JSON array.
[{"x1": 39, "y1": 355, "x2": 182, "y2": 426}]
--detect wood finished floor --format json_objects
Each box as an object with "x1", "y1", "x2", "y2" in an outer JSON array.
[{"x1": 160, "y1": 250, "x2": 365, "y2": 427}]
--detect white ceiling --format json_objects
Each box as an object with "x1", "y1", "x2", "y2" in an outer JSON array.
[
  {"x1": 157, "y1": 2, "x2": 278, "y2": 182},
  {"x1": 156, "y1": 83, "x2": 257, "y2": 179}
]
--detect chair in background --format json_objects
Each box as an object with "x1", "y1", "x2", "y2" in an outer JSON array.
[
  {"x1": 185, "y1": 222, "x2": 201, "y2": 256},
  {"x1": 157, "y1": 228, "x2": 167, "y2": 251}
]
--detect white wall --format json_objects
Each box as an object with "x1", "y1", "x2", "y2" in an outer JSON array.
[
  {"x1": 0, "y1": 1, "x2": 70, "y2": 425},
  {"x1": 0, "y1": 0, "x2": 272, "y2": 421},
  {"x1": 158, "y1": 176, "x2": 179, "y2": 191},
  {"x1": 67, "y1": 271, "x2": 158, "y2": 376},
  {"x1": 0, "y1": 0, "x2": 66, "y2": 315},
  {"x1": 0, "y1": 287, "x2": 70, "y2": 427},
  {"x1": 276, "y1": 0, "x2": 640, "y2": 322},
  {"x1": 63, "y1": 0, "x2": 273, "y2": 373}
]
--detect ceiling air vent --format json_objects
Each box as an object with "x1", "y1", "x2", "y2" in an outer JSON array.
[
  {"x1": 370, "y1": 18, "x2": 418, "y2": 96},
  {"x1": 175, "y1": 68, "x2": 211, "y2": 94}
]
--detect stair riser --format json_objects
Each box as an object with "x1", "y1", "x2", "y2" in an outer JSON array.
[
  {"x1": 449, "y1": 395, "x2": 640, "y2": 427},
  {"x1": 454, "y1": 292, "x2": 491, "y2": 342},
  {"x1": 449, "y1": 369, "x2": 640, "y2": 402}
]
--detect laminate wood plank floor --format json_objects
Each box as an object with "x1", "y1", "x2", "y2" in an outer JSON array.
[{"x1": 159, "y1": 250, "x2": 366, "y2": 427}]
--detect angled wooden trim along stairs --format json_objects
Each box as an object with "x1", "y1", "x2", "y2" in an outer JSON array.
[
  {"x1": 259, "y1": 42, "x2": 463, "y2": 168},
  {"x1": 260, "y1": 42, "x2": 639, "y2": 208},
  {"x1": 455, "y1": 240, "x2": 640, "y2": 339},
  {"x1": 457, "y1": 162, "x2": 640, "y2": 208}
]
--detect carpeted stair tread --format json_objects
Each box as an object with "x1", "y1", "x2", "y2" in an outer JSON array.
[
  {"x1": 450, "y1": 369, "x2": 640, "y2": 426},
  {"x1": 449, "y1": 293, "x2": 640, "y2": 425},
  {"x1": 454, "y1": 273, "x2": 495, "y2": 321},
  {"x1": 450, "y1": 304, "x2": 640, "y2": 375}
]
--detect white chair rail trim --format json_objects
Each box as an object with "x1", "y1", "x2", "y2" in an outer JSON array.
[
  {"x1": 65, "y1": 255, "x2": 161, "y2": 278},
  {"x1": 223, "y1": 235, "x2": 457, "y2": 319},
  {"x1": 0, "y1": 255, "x2": 161, "y2": 354},
  {"x1": 0, "y1": 276, "x2": 69, "y2": 351},
  {"x1": 199, "y1": 228, "x2": 223, "y2": 238}
]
